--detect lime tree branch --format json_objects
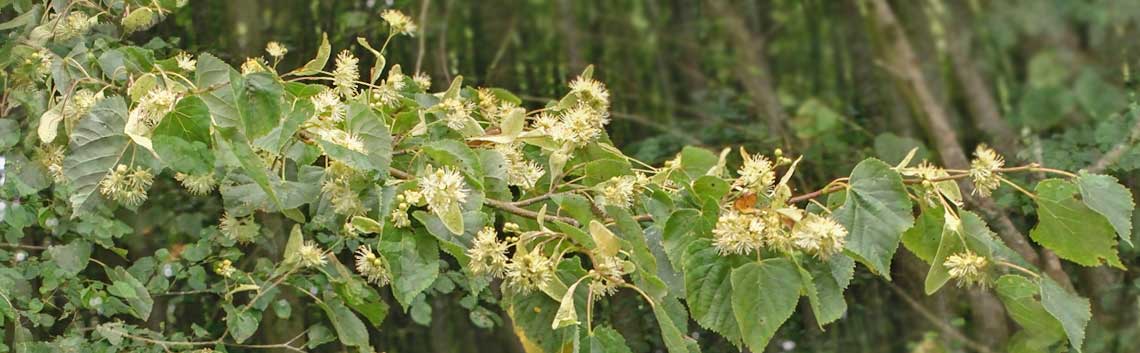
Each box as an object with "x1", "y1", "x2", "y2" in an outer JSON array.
[
  {"x1": 388, "y1": 167, "x2": 583, "y2": 226},
  {"x1": 105, "y1": 326, "x2": 309, "y2": 353},
  {"x1": 786, "y1": 163, "x2": 1073, "y2": 204}
]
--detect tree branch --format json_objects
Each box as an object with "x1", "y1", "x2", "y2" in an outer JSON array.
[
  {"x1": 1088, "y1": 112, "x2": 1140, "y2": 173},
  {"x1": 389, "y1": 168, "x2": 581, "y2": 227},
  {"x1": 887, "y1": 283, "x2": 997, "y2": 353}
]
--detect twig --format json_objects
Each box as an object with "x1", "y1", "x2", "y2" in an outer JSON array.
[
  {"x1": 108, "y1": 327, "x2": 309, "y2": 352},
  {"x1": 0, "y1": 243, "x2": 49, "y2": 250},
  {"x1": 1088, "y1": 111, "x2": 1140, "y2": 173},
  {"x1": 887, "y1": 283, "x2": 997, "y2": 353},
  {"x1": 389, "y1": 168, "x2": 581, "y2": 226},
  {"x1": 414, "y1": 0, "x2": 431, "y2": 73},
  {"x1": 785, "y1": 164, "x2": 1070, "y2": 204}
]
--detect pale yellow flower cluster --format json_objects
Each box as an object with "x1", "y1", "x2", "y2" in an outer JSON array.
[
  {"x1": 99, "y1": 164, "x2": 154, "y2": 207},
  {"x1": 333, "y1": 50, "x2": 360, "y2": 97},
  {"x1": 713, "y1": 209, "x2": 847, "y2": 258},
  {"x1": 496, "y1": 144, "x2": 545, "y2": 190},
  {"x1": 420, "y1": 166, "x2": 469, "y2": 216},
  {"x1": 381, "y1": 10, "x2": 418, "y2": 36},
  {"x1": 175, "y1": 172, "x2": 217, "y2": 195},
  {"x1": 467, "y1": 227, "x2": 511, "y2": 278},
  {"x1": 504, "y1": 248, "x2": 555, "y2": 295},
  {"x1": 355, "y1": 245, "x2": 392, "y2": 286},
  {"x1": 945, "y1": 251, "x2": 988, "y2": 288},
  {"x1": 218, "y1": 212, "x2": 260, "y2": 244},
  {"x1": 130, "y1": 89, "x2": 179, "y2": 129},
  {"x1": 969, "y1": 145, "x2": 1005, "y2": 197}
]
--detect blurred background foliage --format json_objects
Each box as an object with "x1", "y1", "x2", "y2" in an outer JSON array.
[{"x1": 10, "y1": 0, "x2": 1140, "y2": 352}]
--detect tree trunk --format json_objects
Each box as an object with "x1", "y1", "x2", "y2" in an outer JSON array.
[
  {"x1": 863, "y1": 0, "x2": 1021, "y2": 345},
  {"x1": 862, "y1": 0, "x2": 1069, "y2": 287},
  {"x1": 944, "y1": 0, "x2": 1021, "y2": 158}
]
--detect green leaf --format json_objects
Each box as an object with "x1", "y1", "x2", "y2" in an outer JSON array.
[
  {"x1": 683, "y1": 239, "x2": 747, "y2": 346},
  {"x1": 197, "y1": 55, "x2": 282, "y2": 140},
  {"x1": 98, "y1": 47, "x2": 156, "y2": 82},
  {"x1": 319, "y1": 102, "x2": 393, "y2": 174},
  {"x1": 47, "y1": 241, "x2": 91, "y2": 276},
  {"x1": 588, "y1": 326, "x2": 634, "y2": 353},
  {"x1": 690, "y1": 175, "x2": 730, "y2": 203},
  {"x1": 109, "y1": 281, "x2": 138, "y2": 299},
  {"x1": 224, "y1": 305, "x2": 260, "y2": 344},
  {"x1": 380, "y1": 230, "x2": 440, "y2": 310},
  {"x1": 320, "y1": 299, "x2": 370, "y2": 347},
  {"x1": 652, "y1": 299, "x2": 701, "y2": 353},
  {"x1": 553, "y1": 194, "x2": 597, "y2": 227},
  {"x1": 1076, "y1": 172, "x2": 1135, "y2": 246},
  {"x1": 220, "y1": 176, "x2": 319, "y2": 215},
  {"x1": 261, "y1": 98, "x2": 314, "y2": 152},
  {"x1": 423, "y1": 140, "x2": 484, "y2": 184},
  {"x1": 1041, "y1": 277, "x2": 1092, "y2": 353},
  {"x1": 332, "y1": 277, "x2": 390, "y2": 328},
  {"x1": 833, "y1": 158, "x2": 914, "y2": 278},
  {"x1": 306, "y1": 323, "x2": 336, "y2": 348},
  {"x1": 198, "y1": 54, "x2": 284, "y2": 208},
  {"x1": 873, "y1": 133, "x2": 928, "y2": 167},
  {"x1": 106, "y1": 267, "x2": 153, "y2": 320},
  {"x1": 959, "y1": 210, "x2": 1035, "y2": 269},
  {"x1": 994, "y1": 275, "x2": 1065, "y2": 344},
  {"x1": 797, "y1": 259, "x2": 848, "y2": 326},
  {"x1": 293, "y1": 32, "x2": 331, "y2": 76},
  {"x1": 551, "y1": 220, "x2": 597, "y2": 253},
  {"x1": 410, "y1": 295, "x2": 433, "y2": 325},
  {"x1": 63, "y1": 96, "x2": 131, "y2": 214},
  {"x1": 0, "y1": 4, "x2": 39, "y2": 30},
  {"x1": 679, "y1": 146, "x2": 719, "y2": 179},
  {"x1": 607, "y1": 206, "x2": 668, "y2": 301},
  {"x1": 96, "y1": 323, "x2": 124, "y2": 346},
  {"x1": 1030, "y1": 179, "x2": 1123, "y2": 268},
  {"x1": 412, "y1": 210, "x2": 477, "y2": 263},
  {"x1": 220, "y1": 131, "x2": 283, "y2": 210},
  {"x1": 1008, "y1": 331, "x2": 1063, "y2": 353},
  {"x1": 239, "y1": 72, "x2": 284, "y2": 140},
  {"x1": 444, "y1": 76, "x2": 464, "y2": 99},
  {"x1": 901, "y1": 204, "x2": 945, "y2": 263},
  {"x1": 0, "y1": 119, "x2": 19, "y2": 151},
  {"x1": 152, "y1": 96, "x2": 214, "y2": 174},
  {"x1": 273, "y1": 299, "x2": 292, "y2": 319},
  {"x1": 580, "y1": 158, "x2": 633, "y2": 186},
  {"x1": 662, "y1": 209, "x2": 708, "y2": 273},
  {"x1": 506, "y1": 290, "x2": 576, "y2": 353},
  {"x1": 731, "y1": 258, "x2": 800, "y2": 352}
]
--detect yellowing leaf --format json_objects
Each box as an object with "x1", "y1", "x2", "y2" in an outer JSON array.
[
  {"x1": 37, "y1": 109, "x2": 62, "y2": 143},
  {"x1": 283, "y1": 224, "x2": 303, "y2": 267},
  {"x1": 589, "y1": 220, "x2": 620, "y2": 258},
  {"x1": 292, "y1": 32, "x2": 330, "y2": 76},
  {"x1": 350, "y1": 216, "x2": 383, "y2": 234},
  {"x1": 551, "y1": 279, "x2": 582, "y2": 329}
]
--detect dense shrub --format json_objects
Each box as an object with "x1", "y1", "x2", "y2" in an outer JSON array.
[{"x1": 0, "y1": 2, "x2": 1134, "y2": 353}]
